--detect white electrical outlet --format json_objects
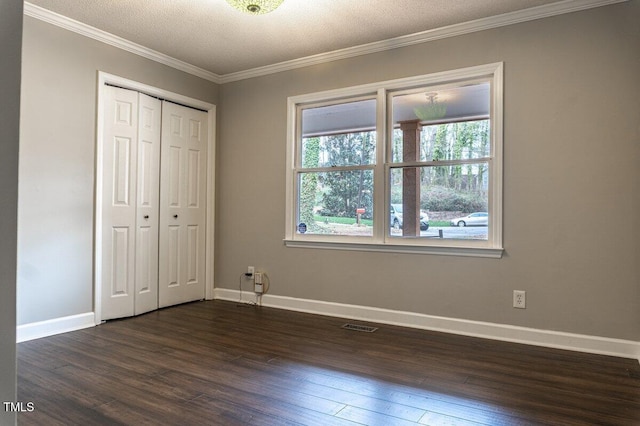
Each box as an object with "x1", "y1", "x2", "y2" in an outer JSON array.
[
  {"x1": 247, "y1": 266, "x2": 254, "y2": 277},
  {"x1": 513, "y1": 290, "x2": 526, "y2": 309}
]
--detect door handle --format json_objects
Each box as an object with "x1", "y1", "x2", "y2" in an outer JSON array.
[
  {"x1": 143, "y1": 215, "x2": 149, "y2": 219},
  {"x1": 173, "y1": 214, "x2": 178, "y2": 219}
]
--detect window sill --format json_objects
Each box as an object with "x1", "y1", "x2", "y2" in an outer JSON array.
[{"x1": 283, "y1": 239, "x2": 504, "y2": 258}]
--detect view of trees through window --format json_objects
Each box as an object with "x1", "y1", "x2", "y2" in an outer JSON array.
[
  {"x1": 390, "y1": 119, "x2": 489, "y2": 239},
  {"x1": 299, "y1": 132, "x2": 375, "y2": 236},
  {"x1": 298, "y1": 119, "x2": 489, "y2": 239}
]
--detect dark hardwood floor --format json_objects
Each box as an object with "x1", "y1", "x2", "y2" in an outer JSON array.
[{"x1": 17, "y1": 300, "x2": 640, "y2": 425}]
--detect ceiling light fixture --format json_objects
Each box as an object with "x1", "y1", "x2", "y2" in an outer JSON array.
[
  {"x1": 414, "y1": 92, "x2": 447, "y2": 121},
  {"x1": 226, "y1": 0, "x2": 284, "y2": 15}
]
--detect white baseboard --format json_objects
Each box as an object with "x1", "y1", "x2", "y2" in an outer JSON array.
[
  {"x1": 214, "y1": 288, "x2": 640, "y2": 362},
  {"x1": 16, "y1": 294, "x2": 639, "y2": 364},
  {"x1": 17, "y1": 312, "x2": 95, "y2": 343}
]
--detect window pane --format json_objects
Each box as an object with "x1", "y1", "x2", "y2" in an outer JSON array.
[
  {"x1": 302, "y1": 131, "x2": 376, "y2": 168},
  {"x1": 391, "y1": 83, "x2": 490, "y2": 162},
  {"x1": 390, "y1": 164, "x2": 489, "y2": 240},
  {"x1": 297, "y1": 170, "x2": 373, "y2": 236},
  {"x1": 301, "y1": 99, "x2": 376, "y2": 167}
]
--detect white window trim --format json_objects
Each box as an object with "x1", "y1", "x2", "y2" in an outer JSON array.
[{"x1": 285, "y1": 62, "x2": 504, "y2": 258}]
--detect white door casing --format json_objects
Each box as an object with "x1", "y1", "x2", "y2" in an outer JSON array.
[{"x1": 158, "y1": 101, "x2": 208, "y2": 307}]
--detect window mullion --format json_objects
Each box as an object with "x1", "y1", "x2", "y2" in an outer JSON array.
[
  {"x1": 374, "y1": 88, "x2": 387, "y2": 243},
  {"x1": 389, "y1": 158, "x2": 492, "y2": 169}
]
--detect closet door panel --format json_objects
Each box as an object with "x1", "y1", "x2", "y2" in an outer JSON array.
[
  {"x1": 134, "y1": 93, "x2": 161, "y2": 315},
  {"x1": 101, "y1": 86, "x2": 138, "y2": 320},
  {"x1": 159, "y1": 102, "x2": 207, "y2": 307}
]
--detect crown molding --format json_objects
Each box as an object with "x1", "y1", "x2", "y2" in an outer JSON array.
[
  {"x1": 25, "y1": 0, "x2": 626, "y2": 85},
  {"x1": 23, "y1": 2, "x2": 222, "y2": 84},
  {"x1": 220, "y1": 0, "x2": 627, "y2": 83}
]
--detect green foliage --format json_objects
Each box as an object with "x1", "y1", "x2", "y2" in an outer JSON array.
[
  {"x1": 320, "y1": 132, "x2": 375, "y2": 218},
  {"x1": 422, "y1": 186, "x2": 487, "y2": 213},
  {"x1": 391, "y1": 185, "x2": 486, "y2": 213},
  {"x1": 299, "y1": 137, "x2": 320, "y2": 230},
  {"x1": 390, "y1": 119, "x2": 489, "y2": 214},
  {"x1": 313, "y1": 215, "x2": 373, "y2": 226},
  {"x1": 302, "y1": 120, "x2": 489, "y2": 226},
  {"x1": 429, "y1": 220, "x2": 452, "y2": 227}
]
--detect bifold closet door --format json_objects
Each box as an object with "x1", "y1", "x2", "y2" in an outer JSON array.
[
  {"x1": 101, "y1": 86, "x2": 161, "y2": 320},
  {"x1": 158, "y1": 101, "x2": 208, "y2": 308}
]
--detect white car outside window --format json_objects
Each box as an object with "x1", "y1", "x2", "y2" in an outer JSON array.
[{"x1": 450, "y1": 212, "x2": 488, "y2": 227}]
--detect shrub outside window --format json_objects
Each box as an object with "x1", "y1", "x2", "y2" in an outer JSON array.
[{"x1": 285, "y1": 63, "x2": 503, "y2": 257}]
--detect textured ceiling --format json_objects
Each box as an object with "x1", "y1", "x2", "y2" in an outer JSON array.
[{"x1": 28, "y1": 0, "x2": 570, "y2": 76}]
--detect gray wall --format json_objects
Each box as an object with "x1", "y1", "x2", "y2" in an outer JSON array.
[
  {"x1": 17, "y1": 3, "x2": 639, "y2": 345},
  {"x1": 217, "y1": 2, "x2": 640, "y2": 341},
  {"x1": 1, "y1": 0, "x2": 22, "y2": 423},
  {"x1": 18, "y1": 16, "x2": 219, "y2": 325}
]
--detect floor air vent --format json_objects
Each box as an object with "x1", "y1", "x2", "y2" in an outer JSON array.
[{"x1": 342, "y1": 323, "x2": 378, "y2": 333}]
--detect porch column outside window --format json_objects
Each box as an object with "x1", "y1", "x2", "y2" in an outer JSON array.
[{"x1": 400, "y1": 119, "x2": 421, "y2": 236}]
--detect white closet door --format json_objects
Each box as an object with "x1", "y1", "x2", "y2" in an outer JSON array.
[
  {"x1": 101, "y1": 86, "x2": 139, "y2": 320},
  {"x1": 134, "y1": 93, "x2": 162, "y2": 315},
  {"x1": 158, "y1": 101, "x2": 208, "y2": 307}
]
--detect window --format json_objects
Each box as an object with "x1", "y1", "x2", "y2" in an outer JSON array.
[{"x1": 285, "y1": 63, "x2": 503, "y2": 257}]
